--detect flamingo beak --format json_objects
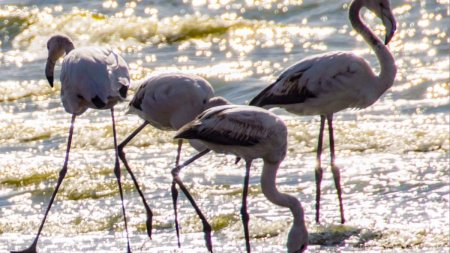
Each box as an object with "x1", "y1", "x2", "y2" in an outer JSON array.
[
  {"x1": 45, "y1": 58, "x2": 55, "y2": 87},
  {"x1": 382, "y1": 8, "x2": 396, "y2": 45},
  {"x1": 46, "y1": 75, "x2": 54, "y2": 87}
]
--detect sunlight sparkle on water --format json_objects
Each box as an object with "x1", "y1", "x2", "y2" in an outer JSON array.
[
  {"x1": 426, "y1": 83, "x2": 449, "y2": 99},
  {"x1": 0, "y1": 0, "x2": 449, "y2": 251},
  {"x1": 102, "y1": 0, "x2": 118, "y2": 9}
]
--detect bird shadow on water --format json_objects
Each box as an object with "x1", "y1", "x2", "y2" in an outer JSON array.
[{"x1": 308, "y1": 224, "x2": 382, "y2": 247}]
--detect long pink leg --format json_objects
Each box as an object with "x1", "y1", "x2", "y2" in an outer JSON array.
[
  {"x1": 327, "y1": 114, "x2": 345, "y2": 224},
  {"x1": 315, "y1": 115, "x2": 325, "y2": 224},
  {"x1": 171, "y1": 139, "x2": 183, "y2": 248},
  {"x1": 118, "y1": 121, "x2": 153, "y2": 238},
  {"x1": 241, "y1": 161, "x2": 252, "y2": 253},
  {"x1": 170, "y1": 149, "x2": 212, "y2": 252},
  {"x1": 111, "y1": 108, "x2": 131, "y2": 252},
  {"x1": 11, "y1": 114, "x2": 76, "y2": 253}
]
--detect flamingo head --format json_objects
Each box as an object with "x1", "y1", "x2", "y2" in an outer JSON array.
[
  {"x1": 287, "y1": 223, "x2": 308, "y2": 253},
  {"x1": 364, "y1": 0, "x2": 397, "y2": 45},
  {"x1": 45, "y1": 34, "x2": 74, "y2": 87}
]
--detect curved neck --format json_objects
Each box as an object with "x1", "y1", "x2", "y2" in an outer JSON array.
[
  {"x1": 350, "y1": 0, "x2": 396, "y2": 93},
  {"x1": 58, "y1": 39, "x2": 75, "y2": 60},
  {"x1": 260, "y1": 160, "x2": 307, "y2": 249},
  {"x1": 64, "y1": 41, "x2": 75, "y2": 55}
]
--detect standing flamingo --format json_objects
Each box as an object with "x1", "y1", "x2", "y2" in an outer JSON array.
[
  {"x1": 118, "y1": 73, "x2": 229, "y2": 251},
  {"x1": 172, "y1": 104, "x2": 308, "y2": 253},
  {"x1": 11, "y1": 34, "x2": 131, "y2": 253},
  {"x1": 250, "y1": 0, "x2": 397, "y2": 224}
]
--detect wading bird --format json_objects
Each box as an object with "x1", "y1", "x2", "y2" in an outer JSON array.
[
  {"x1": 11, "y1": 34, "x2": 131, "y2": 253},
  {"x1": 173, "y1": 104, "x2": 308, "y2": 253},
  {"x1": 118, "y1": 73, "x2": 229, "y2": 251},
  {"x1": 250, "y1": 0, "x2": 397, "y2": 224}
]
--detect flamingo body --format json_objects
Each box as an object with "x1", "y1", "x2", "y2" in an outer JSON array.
[
  {"x1": 60, "y1": 46, "x2": 129, "y2": 115},
  {"x1": 128, "y1": 73, "x2": 215, "y2": 130},
  {"x1": 251, "y1": 51, "x2": 383, "y2": 115},
  {"x1": 177, "y1": 105, "x2": 287, "y2": 162}
]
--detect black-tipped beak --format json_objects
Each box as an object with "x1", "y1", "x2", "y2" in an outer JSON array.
[
  {"x1": 382, "y1": 9, "x2": 397, "y2": 45},
  {"x1": 46, "y1": 75, "x2": 54, "y2": 87},
  {"x1": 45, "y1": 58, "x2": 55, "y2": 87}
]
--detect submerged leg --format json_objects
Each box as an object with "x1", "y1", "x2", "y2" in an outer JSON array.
[
  {"x1": 111, "y1": 108, "x2": 131, "y2": 252},
  {"x1": 241, "y1": 161, "x2": 252, "y2": 253},
  {"x1": 118, "y1": 121, "x2": 153, "y2": 239},
  {"x1": 171, "y1": 139, "x2": 183, "y2": 248},
  {"x1": 327, "y1": 114, "x2": 345, "y2": 224},
  {"x1": 315, "y1": 115, "x2": 326, "y2": 224},
  {"x1": 11, "y1": 114, "x2": 76, "y2": 253},
  {"x1": 170, "y1": 149, "x2": 212, "y2": 252}
]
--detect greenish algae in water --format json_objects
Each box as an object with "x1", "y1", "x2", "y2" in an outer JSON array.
[
  {"x1": 219, "y1": 184, "x2": 262, "y2": 197},
  {"x1": 309, "y1": 224, "x2": 361, "y2": 246},
  {"x1": 345, "y1": 228, "x2": 383, "y2": 248},
  {"x1": 0, "y1": 172, "x2": 56, "y2": 187},
  {"x1": 252, "y1": 226, "x2": 283, "y2": 239},
  {"x1": 210, "y1": 213, "x2": 239, "y2": 232},
  {"x1": 0, "y1": 14, "x2": 35, "y2": 46},
  {"x1": 19, "y1": 132, "x2": 52, "y2": 142},
  {"x1": 136, "y1": 219, "x2": 173, "y2": 233},
  {"x1": 72, "y1": 213, "x2": 123, "y2": 233},
  {"x1": 64, "y1": 180, "x2": 136, "y2": 201},
  {"x1": 164, "y1": 17, "x2": 239, "y2": 43},
  {"x1": 91, "y1": 13, "x2": 106, "y2": 20},
  {"x1": 70, "y1": 11, "x2": 106, "y2": 20}
]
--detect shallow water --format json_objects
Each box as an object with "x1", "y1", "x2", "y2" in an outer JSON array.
[{"x1": 0, "y1": 0, "x2": 449, "y2": 252}]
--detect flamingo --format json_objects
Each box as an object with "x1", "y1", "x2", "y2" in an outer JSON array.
[
  {"x1": 172, "y1": 104, "x2": 308, "y2": 253},
  {"x1": 11, "y1": 34, "x2": 131, "y2": 253},
  {"x1": 117, "y1": 73, "x2": 229, "y2": 251},
  {"x1": 249, "y1": 0, "x2": 397, "y2": 224}
]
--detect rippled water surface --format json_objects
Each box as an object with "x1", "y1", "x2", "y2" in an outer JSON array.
[{"x1": 0, "y1": 0, "x2": 448, "y2": 252}]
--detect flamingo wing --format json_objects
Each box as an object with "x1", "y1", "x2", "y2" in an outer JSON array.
[
  {"x1": 176, "y1": 105, "x2": 272, "y2": 146},
  {"x1": 249, "y1": 63, "x2": 316, "y2": 107},
  {"x1": 106, "y1": 48, "x2": 130, "y2": 99},
  {"x1": 250, "y1": 52, "x2": 375, "y2": 113}
]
